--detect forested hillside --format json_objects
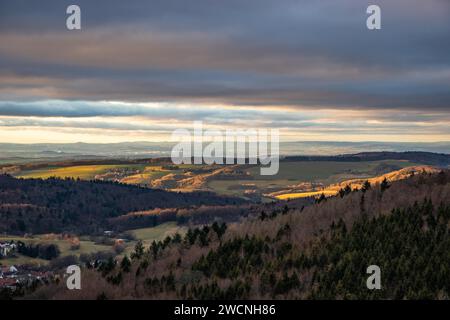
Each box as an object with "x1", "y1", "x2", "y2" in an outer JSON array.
[
  {"x1": 0, "y1": 175, "x2": 245, "y2": 234},
  {"x1": 29, "y1": 170, "x2": 450, "y2": 300}
]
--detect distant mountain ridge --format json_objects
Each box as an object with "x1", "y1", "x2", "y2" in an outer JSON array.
[
  {"x1": 0, "y1": 141, "x2": 449, "y2": 162},
  {"x1": 285, "y1": 151, "x2": 450, "y2": 166}
]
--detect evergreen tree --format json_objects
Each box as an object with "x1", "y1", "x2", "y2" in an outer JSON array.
[
  {"x1": 131, "y1": 240, "x2": 145, "y2": 260},
  {"x1": 362, "y1": 180, "x2": 371, "y2": 193},
  {"x1": 380, "y1": 178, "x2": 390, "y2": 192},
  {"x1": 120, "y1": 255, "x2": 131, "y2": 273}
]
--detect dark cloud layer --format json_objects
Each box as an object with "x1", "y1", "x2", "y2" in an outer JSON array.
[{"x1": 0, "y1": 0, "x2": 449, "y2": 110}]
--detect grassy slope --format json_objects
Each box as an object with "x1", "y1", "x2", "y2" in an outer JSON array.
[
  {"x1": 119, "y1": 166, "x2": 170, "y2": 184},
  {"x1": 124, "y1": 222, "x2": 187, "y2": 256},
  {"x1": 131, "y1": 222, "x2": 186, "y2": 242}
]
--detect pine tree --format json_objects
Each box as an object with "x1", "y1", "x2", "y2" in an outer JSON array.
[
  {"x1": 131, "y1": 240, "x2": 145, "y2": 260},
  {"x1": 317, "y1": 193, "x2": 326, "y2": 203},
  {"x1": 120, "y1": 255, "x2": 131, "y2": 272},
  {"x1": 380, "y1": 178, "x2": 390, "y2": 192},
  {"x1": 362, "y1": 180, "x2": 371, "y2": 193},
  {"x1": 344, "y1": 185, "x2": 352, "y2": 195}
]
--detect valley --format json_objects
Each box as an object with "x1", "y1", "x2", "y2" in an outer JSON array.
[
  {"x1": 1, "y1": 151, "x2": 449, "y2": 299},
  {"x1": 19, "y1": 167, "x2": 450, "y2": 300}
]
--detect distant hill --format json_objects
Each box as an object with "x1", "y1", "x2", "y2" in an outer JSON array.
[
  {"x1": 0, "y1": 141, "x2": 449, "y2": 164},
  {"x1": 274, "y1": 165, "x2": 440, "y2": 200},
  {"x1": 0, "y1": 175, "x2": 245, "y2": 235},
  {"x1": 331, "y1": 165, "x2": 439, "y2": 190},
  {"x1": 285, "y1": 151, "x2": 450, "y2": 166}
]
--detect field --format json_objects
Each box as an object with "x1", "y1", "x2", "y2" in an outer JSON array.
[
  {"x1": 249, "y1": 160, "x2": 419, "y2": 183},
  {"x1": 119, "y1": 166, "x2": 173, "y2": 184},
  {"x1": 130, "y1": 222, "x2": 186, "y2": 243},
  {"x1": 208, "y1": 160, "x2": 419, "y2": 199},
  {"x1": 275, "y1": 190, "x2": 338, "y2": 200},
  {"x1": 17, "y1": 164, "x2": 142, "y2": 180},
  {"x1": 123, "y1": 222, "x2": 187, "y2": 255}
]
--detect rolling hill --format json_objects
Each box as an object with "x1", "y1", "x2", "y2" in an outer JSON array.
[
  {"x1": 0, "y1": 175, "x2": 245, "y2": 235},
  {"x1": 273, "y1": 165, "x2": 440, "y2": 200}
]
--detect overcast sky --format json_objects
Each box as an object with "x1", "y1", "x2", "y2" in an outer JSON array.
[{"x1": 0, "y1": 0, "x2": 449, "y2": 143}]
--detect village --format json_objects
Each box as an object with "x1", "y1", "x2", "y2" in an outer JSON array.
[{"x1": 0, "y1": 240, "x2": 53, "y2": 291}]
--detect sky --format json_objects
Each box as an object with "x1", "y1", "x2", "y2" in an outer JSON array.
[{"x1": 0, "y1": 0, "x2": 449, "y2": 143}]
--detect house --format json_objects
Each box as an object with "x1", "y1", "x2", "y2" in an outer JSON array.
[
  {"x1": 0, "y1": 265, "x2": 52, "y2": 290},
  {"x1": 0, "y1": 266, "x2": 8, "y2": 277},
  {"x1": 103, "y1": 230, "x2": 114, "y2": 237},
  {"x1": 0, "y1": 278, "x2": 17, "y2": 289},
  {"x1": 29, "y1": 270, "x2": 51, "y2": 280},
  {"x1": 115, "y1": 238, "x2": 125, "y2": 245},
  {"x1": 0, "y1": 241, "x2": 17, "y2": 257},
  {"x1": 0, "y1": 265, "x2": 18, "y2": 277},
  {"x1": 9, "y1": 266, "x2": 18, "y2": 273}
]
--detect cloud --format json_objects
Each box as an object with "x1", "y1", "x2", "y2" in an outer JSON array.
[
  {"x1": 0, "y1": 0, "x2": 449, "y2": 110},
  {"x1": 1, "y1": 101, "x2": 450, "y2": 139},
  {"x1": 0, "y1": 1, "x2": 449, "y2": 143}
]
